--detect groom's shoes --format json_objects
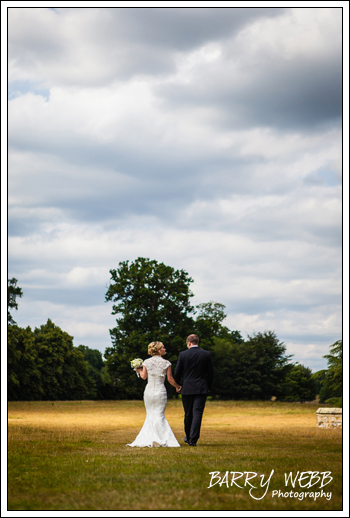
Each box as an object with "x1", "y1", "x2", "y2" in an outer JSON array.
[
  {"x1": 185, "y1": 436, "x2": 196, "y2": 446},
  {"x1": 184, "y1": 436, "x2": 189, "y2": 444}
]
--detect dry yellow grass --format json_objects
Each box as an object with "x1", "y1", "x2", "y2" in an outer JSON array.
[
  {"x1": 8, "y1": 400, "x2": 342, "y2": 511},
  {"x1": 8, "y1": 399, "x2": 319, "y2": 431}
]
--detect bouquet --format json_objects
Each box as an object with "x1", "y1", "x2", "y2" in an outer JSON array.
[{"x1": 130, "y1": 358, "x2": 144, "y2": 377}]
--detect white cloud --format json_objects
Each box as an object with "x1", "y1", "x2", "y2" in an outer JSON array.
[
  {"x1": 10, "y1": 218, "x2": 341, "y2": 364},
  {"x1": 235, "y1": 7, "x2": 341, "y2": 61},
  {"x1": 13, "y1": 299, "x2": 116, "y2": 355}
]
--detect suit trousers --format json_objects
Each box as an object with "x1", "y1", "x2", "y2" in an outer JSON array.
[{"x1": 182, "y1": 394, "x2": 207, "y2": 445}]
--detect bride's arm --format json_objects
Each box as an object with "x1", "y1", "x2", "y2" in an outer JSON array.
[
  {"x1": 166, "y1": 366, "x2": 181, "y2": 390},
  {"x1": 137, "y1": 366, "x2": 147, "y2": 380}
]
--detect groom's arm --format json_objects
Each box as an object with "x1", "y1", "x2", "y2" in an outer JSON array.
[
  {"x1": 174, "y1": 353, "x2": 183, "y2": 385},
  {"x1": 207, "y1": 352, "x2": 214, "y2": 391}
]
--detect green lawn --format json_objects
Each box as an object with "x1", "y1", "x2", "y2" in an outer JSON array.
[{"x1": 8, "y1": 400, "x2": 342, "y2": 510}]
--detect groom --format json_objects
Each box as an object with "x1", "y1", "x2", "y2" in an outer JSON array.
[{"x1": 174, "y1": 334, "x2": 214, "y2": 446}]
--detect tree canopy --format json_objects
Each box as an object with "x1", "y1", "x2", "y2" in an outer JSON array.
[
  {"x1": 323, "y1": 340, "x2": 342, "y2": 395},
  {"x1": 104, "y1": 257, "x2": 196, "y2": 398},
  {"x1": 316, "y1": 340, "x2": 343, "y2": 406},
  {"x1": 282, "y1": 364, "x2": 317, "y2": 402},
  {"x1": 209, "y1": 331, "x2": 293, "y2": 400},
  {"x1": 105, "y1": 257, "x2": 195, "y2": 340}
]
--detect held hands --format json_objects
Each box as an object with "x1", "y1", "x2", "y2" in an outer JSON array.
[{"x1": 176, "y1": 386, "x2": 182, "y2": 393}]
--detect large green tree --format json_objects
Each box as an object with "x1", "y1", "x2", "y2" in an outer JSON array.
[{"x1": 104, "y1": 257, "x2": 196, "y2": 398}]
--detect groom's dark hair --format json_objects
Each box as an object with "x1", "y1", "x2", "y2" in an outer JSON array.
[{"x1": 187, "y1": 334, "x2": 199, "y2": 345}]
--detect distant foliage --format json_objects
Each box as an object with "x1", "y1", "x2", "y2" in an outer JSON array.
[
  {"x1": 7, "y1": 279, "x2": 115, "y2": 401},
  {"x1": 311, "y1": 369, "x2": 327, "y2": 395},
  {"x1": 316, "y1": 340, "x2": 342, "y2": 404},
  {"x1": 209, "y1": 332, "x2": 293, "y2": 400},
  {"x1": 9, "y1": 270, "x2": 333, "y2": 402},
  {"x1": 8, "y1": 319, "x2": 96, "y2": 401},
  {"x1": 323, "y1": 340, "x2": 342, "y2": 396},
  {"x1": 8, "y1": 324, "x2": 43, "y2": 401},
  {"x1": 209, "y1": 338, "x2": 262, "y2": 400},
  {"x1": 281, "y1": 364, "x2": 317, "y2": 402},
  {"x1": 77, "y1": 345, "x2": 115, "y2": 399},
  {"x1": 324, "y1": 397, "x2": 342, "y2": 408}
]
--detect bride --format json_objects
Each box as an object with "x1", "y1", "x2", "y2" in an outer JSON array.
[{"x1": 127, "y1": 341, "x2": 181, "y2": 448}]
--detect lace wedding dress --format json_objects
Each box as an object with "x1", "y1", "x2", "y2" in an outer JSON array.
[{"x1": 127, "y1": 356, "x2": 180, "y2": 448}]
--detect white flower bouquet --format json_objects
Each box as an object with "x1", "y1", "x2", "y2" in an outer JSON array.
[{"x1": 130, "y1": 358, "x2": 144, "y2": 377}]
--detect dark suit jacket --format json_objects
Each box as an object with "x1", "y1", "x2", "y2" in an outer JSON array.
[{"x1": 174, "y1": 347, "x2": 214, "y2": 395}]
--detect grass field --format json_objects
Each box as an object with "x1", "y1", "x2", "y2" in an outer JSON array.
[{"x1": 8, "y1": 400, "x2": 342, "y2": 511}]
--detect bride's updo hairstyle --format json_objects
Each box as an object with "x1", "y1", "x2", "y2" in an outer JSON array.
[{"x1": 148, "y1": 341, "x2": 163, "y2": 356}]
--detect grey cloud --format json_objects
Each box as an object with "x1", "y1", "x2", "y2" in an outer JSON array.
[
  {"x1": 158, "y1": 54, "x2": 342, "y2": 131},
  {"x1": 225, "y1": 297, "x2": 341, "y2": 316},
  {"x1": 108, "y1": 7, "x2": 287, "y2": 51},
  {"x1": 9, "y1": 123, "x2": 257, "y2": 228},
  {"x1": 9, "y1": 7, "x2": 287, "y2": 85},
  {"x1": 8, "y1": 145, "x2": 341, "y2": 250},
  {"x1": 174, "y1": 189, "x2": 342, "y2": 249},
  {"x1": 8, "y1": 148, "x2": 203, "y2": 227},
  {"x1": 230, "y1": 60, "x2": 342, "y2": 130},
  {"x1": 8, "y1": 214, "x2": 44, "y2": 237},
  {"x1": 220, "y1": 214, "x2": 342, "y2": 248}
]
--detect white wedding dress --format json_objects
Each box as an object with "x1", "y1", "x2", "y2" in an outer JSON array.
[{"x1": 127, "y1": 356, "x2": 180, "y2": 448}]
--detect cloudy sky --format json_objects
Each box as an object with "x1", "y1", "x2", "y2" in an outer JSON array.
[{"x1": 7, "y1": 6, "x2": 344, "y2": 371}]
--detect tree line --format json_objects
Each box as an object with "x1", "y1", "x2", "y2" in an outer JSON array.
[{"x1": 7, "y1": 259, "x2": 342, "y2": 404}]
